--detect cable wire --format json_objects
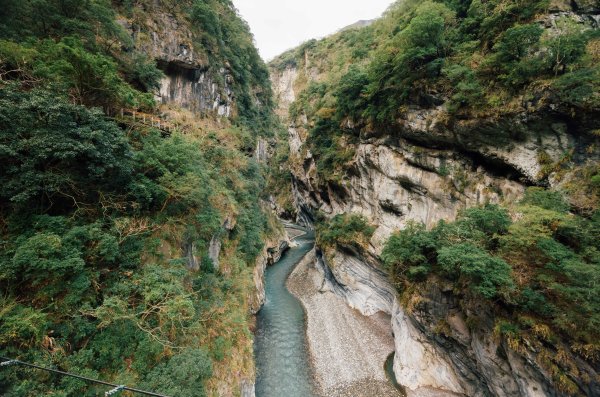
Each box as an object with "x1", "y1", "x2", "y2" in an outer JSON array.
[{"x1": 0, "y1": 357, "x2": 169, "y2": 397}]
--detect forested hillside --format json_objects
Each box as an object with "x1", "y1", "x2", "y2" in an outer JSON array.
[
  {"x1": 271, "y1": 0, "x2": 600, "y2": 394},
  {"x1": 0, "y1": 1, "x2": 280, "y2": 395}
]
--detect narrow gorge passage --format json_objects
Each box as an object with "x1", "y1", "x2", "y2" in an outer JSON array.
[{"x1": 254, "y1": 229, "x2": 316, "y2": 397}]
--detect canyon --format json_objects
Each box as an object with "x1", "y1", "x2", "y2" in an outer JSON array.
[
  {"x1": 267, "y1": 1, "x2": 600, "y2": 395},
  {"x1": 1, "y1": 1, "x2": 599, "y2": 396}
]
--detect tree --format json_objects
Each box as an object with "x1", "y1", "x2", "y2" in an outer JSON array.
[
  {"x1": 381, "y1": 222, "x2": 436, "y2": 280},
  {"x1": 0, "y1": 86, "x2": 133, "y2": 211},
  {"x1": 438, "y1": 243, "x2": 514, "y2": 298},
  {"x1": 544, "y1": 17, "x2": 589, "y2": 75},
  {"x1": 142, "y1": 349, "x2": 213, "y2": 397},
  {"x1": 486, "y1": 23, "x2": 544, "y2": 88},
  {"x1": 462, "y1": 204, "x2": 512, "y2": 236},
  {"x1": 36, "y1": 36, "x2": 149, "y2": 107},
  {"x1": 0, "y1": 0, "x2": 130, "y2": 47},
  {"x1": 127, "y1": 54, "x2": 165, "y2": 92},
  {"x1": 335, "y1": 65, "x2": 369, "y2": 120},
  {"x1": 494, "y1": 24, "x2": 544, "y2": 61},
  {"x1": 317, "y1": 213, "x2": 375, "y2": 249},
  {"x1": 444, "y1": 64, "x2": 484, "y2": 112},
  {"x1": 364, "y1": 1, "x2": 455, "y2": 122},
  {"x1": 521, "y1": 187, "x2": 569, "y2": 213}
]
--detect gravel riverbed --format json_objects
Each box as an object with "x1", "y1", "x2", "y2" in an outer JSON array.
[{"x1": 287, "y1": 249, "x2": 402, "y2": 397}]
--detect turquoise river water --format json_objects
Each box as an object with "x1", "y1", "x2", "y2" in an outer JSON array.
[{"x1": 254, "y1": 230, "x2": 316, "y2": 397}]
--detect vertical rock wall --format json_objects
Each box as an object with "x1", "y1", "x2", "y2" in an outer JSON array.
[{"x1": 269, "y1": 55, "x2": 598, "y2": 396}]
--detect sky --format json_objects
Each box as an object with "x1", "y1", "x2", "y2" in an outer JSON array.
[{"x1": 232, "y1": 0, "x2": 395, "y2": 61}]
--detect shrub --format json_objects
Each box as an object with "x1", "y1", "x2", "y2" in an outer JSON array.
[
  {"x1": 0, "y1": 300, "x2": 48, "y2": 348},
  {"x1": 444, "y1": 64, "x2": 484, "y2": 112},
  {"x1": 437, "y1": 243, "x2": 514, "y2": 298},
  {"x1": 519, "y1": 287, "x2": 555, "y2": 317},
  {"x1": 381, "y1": 222, "x2": 436, "y2": 280},
  {"x1": 127, "y1": 54, "x2": 165, "y2": 92},
  {"x1": 485, "y1": 23, "x2": 545, "y2": 88},
  {"x1": 191, "y1": 1, "x2": 222, "y2": 39},
  {"x1": 335, "y1": 65, "x2": 369, "y2": 120},
  {"x1": 0, "y1": 87, "x2": 133, "y2": 210},
  {"x1": 363, "y1": 1, "x2": 456, "y2": 122},
  {"x1": 461, "y1": 204, "x2": 512, "y2": 236},
  {"x1": 521, "y1": 187, "x2": 570, "y2": 213},
  {"x1": 552, "y1": 67, "x2": 600, "y2": 109},
  {"x1": 142, "y1": 349, "x2": 213, "y2": 397},
  {"x1": 544, "y1": 17, "x2": 589, "y2": 75},
  {"x1": 10, "y1": 233, "x2": 85, "y2": 282},
  {"x1": 317, "y1": 213, "x2": 375, "y2": 249},
  {"x1": 307, "y1": 117, "x2": 356, "y2": 181},
  {"x1": 493, "y1": 24, "x2": 544, "y2": 63}
]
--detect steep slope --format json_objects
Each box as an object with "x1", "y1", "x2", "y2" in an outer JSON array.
[
  {"x1": 271, "y1": 0, "x2": 600, "y2": 396},
  {"x1": 0, "y1": 1, "x2": 282, "y2": 396}
]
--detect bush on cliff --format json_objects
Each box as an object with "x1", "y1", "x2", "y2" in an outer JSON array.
[
  {"x1": 382, "y1": 191, "x2": 600, "y2": 347},
  {"x1": 316, "y1": 213, "x2": 375, "y2": 249}
]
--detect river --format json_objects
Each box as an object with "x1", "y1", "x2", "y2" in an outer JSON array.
[{"x1": 254, "y1": 229, "x2": 316, "y2": 397}]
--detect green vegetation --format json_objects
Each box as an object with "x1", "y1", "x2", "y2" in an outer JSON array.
[
  {"x1": 437, "y1": 243, "x2": 513, "y2": 298},
  {"x1": 382, "y1": 193, "x2": 600, "y2": 392},
  {"x1": 361, "y1": 0, "x2": 597, "y2": 120},
  {"x1": 271, "y1": 0, "x2": 600, "y2": 393},
  {"x1": 365, "y1": 1, "x2": 455, "y2": 122},
  {"x1": 187, "y1": 0, "x2": 275, "y2": 133},
  {"x1": 316, "y1": 213, "x2": 375, "y2": 249},
  {"x1": 272, "y1": 0, "x2": 599, "y2": 183},
  {"x1": 0, "y1": 0, "x2": 157, "y2": 110},
  {"x1": 0, "y1": 1, "x2": 277, "y2": 395}
]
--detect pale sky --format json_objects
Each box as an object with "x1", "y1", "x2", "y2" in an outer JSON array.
[{"x1": 232, "y1": 0, "x2": 395, "y2": 61}]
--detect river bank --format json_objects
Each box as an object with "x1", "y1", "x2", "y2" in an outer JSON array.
[{"x1": 287, "y1": 249, "x2": 402, "y2": 397}]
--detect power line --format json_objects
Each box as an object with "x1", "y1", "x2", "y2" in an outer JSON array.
[{"x1": 0, "y1": 357, "x2": 170, "y2": 397}]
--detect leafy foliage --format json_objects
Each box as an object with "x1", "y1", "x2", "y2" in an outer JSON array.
[
  {"x1": 275, "y1": 0, "x2": 599, "y2": 174},
  {"x1": 382, "y1": 222, "x2": 436, "y2": 280},
  {"x1": 484, "y1": 23, "x2": 544, "y2": 88},
  {"x1": 521, "y1": 187, "x2": 570, "y2": 212},
  {"x1": 382, "y1": 190, "x2": 600, "y2": 346},
  {"x1": 316, "y1": 213, "x2": 375, "y2": 249},
  {"x1": 189, "y1": 0, "x2": 275, "y2": 134},
  {"x1": 365, "y1": 1, "x2": 455, "y2": 122},
  {"x1": 0, "y1": 0, "x2": 276, "y2": 395},
  {"x1": 141, "y1": 349, "x2": 213, "y2": 397},
  {"x1": 308, "y1": 117, "x2": 356, "y2": 182},
  {"x1": 438, "y1": 243, "x2": 513, "y2": 298},
  {"x1": 0, "y1": 87, "x2": 133, "y2": 210},
  {"x1": 0, "y1": 0, "x2": 130, "y2": 45}
]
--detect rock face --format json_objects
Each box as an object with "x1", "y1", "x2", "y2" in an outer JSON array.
[
  {"x1": 250, "y1": 225, "x2": 291, "y2": 314},
  {"x1": 317, "y1": 246, "x2": 395, "y2": 315},
  {"x1": 182, "y1": 239, "x2": 199, "y2": 271},
  {"x1": 288, "y1": 249, "x2": 401, "y2": 397},
  {"x1": 119, "y1": 9, "x2": 235, "y2": 116},
  {"x1": 157, "y1": 63, "x2": 234, "y2": 117},
  {"x1": 312, "y1": 243, "x2": 570, "y2": 397},
  {"x1": 207, "y1": 215, "x2": 237, "y2": 271},
  {"x1": 270, "y1": 66, "x2": 298, "y2": 118},
  {"x1": 254, "y1": 137, "x2": 276, "y2": 163},
  {"x1": 269, "y1": 22, "x2": 599, "y2": 397}
]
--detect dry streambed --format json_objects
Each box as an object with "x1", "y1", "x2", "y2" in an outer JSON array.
[{"x1": 287, "y1": 249, "x2": 402, "y2": 397}]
